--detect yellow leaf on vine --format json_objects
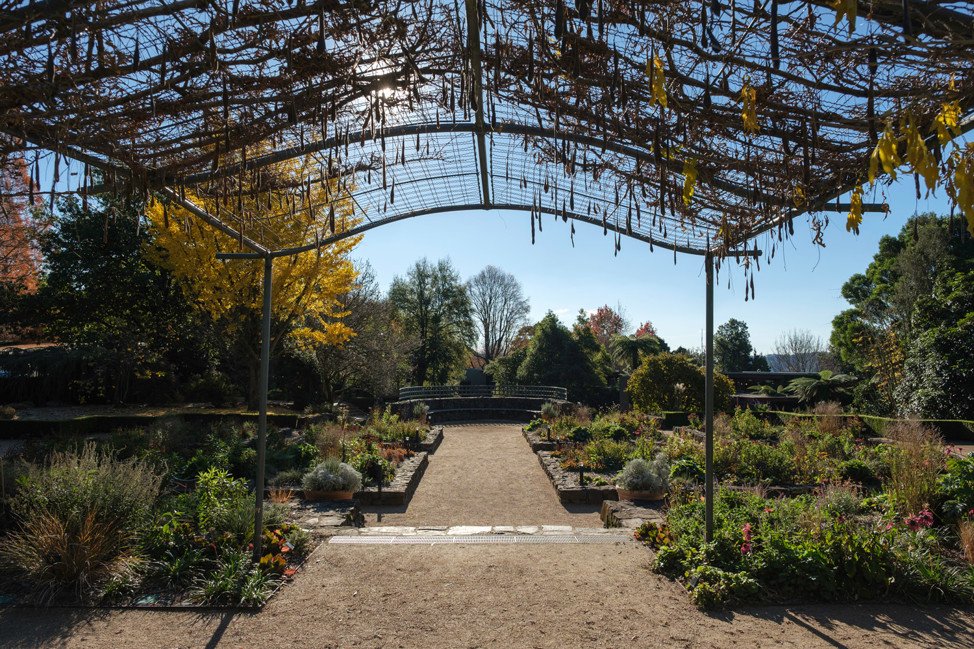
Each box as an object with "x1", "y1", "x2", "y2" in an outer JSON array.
[
  {"x1": 846, "y1": 185, "x2": 863, "y2": 234},
  {"x1": 647, "y1": 55, "x2": 667, "y2": 109},
  {"x1": 868, "y1": 121, "x2": 901, "y2": 185},
  {"x1": 901, "y1": 111, "x2": 939, "y2": 194},
  {"x1": 832, "y1": 0, "x2": 857, "y2": 35},
  {"x1": 950, "y1": 143, "x2": 974, "y2": 236},
  {"x1": 793, "y1": 183, "x2": 806, "y2": 207},
  {"x1": 739, "y1": 80, "x2": 759, "y2": 134},
  {"x1": 934, "y1": 100, "x2": 962, "y2": 146},
  {"x1": 682, "y1": 158, "x2": 697, "y2": 206}
]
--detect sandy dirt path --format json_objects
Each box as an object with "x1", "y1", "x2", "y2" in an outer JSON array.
[
  {"x1": 2, "y1": 542, "x2": 972, "y2": 649},
  {"x1": 360, "y1": 422, "x2": 603, "y2": 527}
]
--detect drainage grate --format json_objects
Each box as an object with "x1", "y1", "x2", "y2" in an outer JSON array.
[{"x1": 329, "y1": 535, "x2": 629, "y2": 545}]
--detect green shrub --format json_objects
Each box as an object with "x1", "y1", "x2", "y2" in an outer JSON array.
[
  {"x1": 568, "y1": 425, "x2": 592, "y2": 444},
  {"x1": 938, "y1": 454, "x2": 974, "y2": 521},
  {"x1": 838, "y1": 459, "x2": 876, "y2": 484},
  {"x1": 670, "y1": 456, "x2": 705, "y2": 482},
  {"x1": 735, "y1": 441, "x2": 796, "y2": 484},
  {"x1": 627, "y1": 352, "x2": 734, "y2": 413},
  {"x1": 194, "y1": 467, "x2": 251, "y2": 535},
  {"x1": 272, "y1": 467, "x2": 305, "y2": 487},
  {"x1": 187, "y1": 371, "x2": 239, "y2": 407},
  {"x1": 584, "y1": 438, "x2": 632, "y2": 472}
]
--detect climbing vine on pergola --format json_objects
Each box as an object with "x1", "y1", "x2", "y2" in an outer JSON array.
[
  {"x1": 2, "y1": 0, "x2": 972, "y2": 548},
  {"x1": 2, "y1": 0, "x2": 972, "y2": 267}
]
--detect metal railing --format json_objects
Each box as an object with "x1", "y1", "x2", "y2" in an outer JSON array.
[{"x1": 398, "y1": 384, "x2": 567, "y2": 401}]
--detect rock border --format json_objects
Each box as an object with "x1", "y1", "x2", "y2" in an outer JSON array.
[
  {"x1": 415, "y1": 426, "x2": 443, "y2": 454},
  {"x1": 522, "y1": 426, "x2": 557, "y2": 452},
  {"x1": 536, "y1": 451, "x2": 618, "y2": 505},
  {"x1": 600, "y1": 499, "x2": 665, "y2": 529},
  {"x1": 354, "y1": 451, "x2": 429, "y2": 506}
]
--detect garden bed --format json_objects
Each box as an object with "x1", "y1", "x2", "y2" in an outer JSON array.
[
  {"x1": 536, "y1": 451, "x2": 617, "y2": 505},
  {"x1": 0, "y1": 408, "x2": 437, "y2": 610},
  {"x1": 525, "y1": 411, "x2": 666, "y2": 504}
]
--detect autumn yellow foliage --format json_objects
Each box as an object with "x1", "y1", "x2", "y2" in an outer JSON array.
[{"x1": 145, "y1": 158, "x2": 363, "y2": 365}]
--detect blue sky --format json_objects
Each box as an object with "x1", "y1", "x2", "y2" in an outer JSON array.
[{"x1": 354, "y1": 174, "x2": 958, "y2": 355}]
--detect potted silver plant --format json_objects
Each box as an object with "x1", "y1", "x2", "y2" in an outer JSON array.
[{"x1": 615, "y1": 454, "x2": 670, "y2": 501}]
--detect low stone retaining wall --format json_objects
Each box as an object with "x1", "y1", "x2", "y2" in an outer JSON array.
[
  {"x1": 522, "y1": 426, "x2": 557, "y2": 452},
  {"x1": 536, "y1": 451, "x2": 618, "y2": 505},
  {"x1": 600, "y1": 499, "x2": 665, "y2": 529},
  {"x1": 391, "y1": 397, "x2": 564, "y2": 424},
  {"x1": 354, "y1": 451, "x2": 429, "y2": 506},
  {"x1": 415, "y1": 426, "x2": 443, "y2": 454},
  {"x1": 430, "y1": 408, "x2": 539, "y2": 423}
]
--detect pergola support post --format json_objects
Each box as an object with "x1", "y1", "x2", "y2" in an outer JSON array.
[
  {"x1": 253, "y1": 255, "x2": 273, "y2": 561},
  {"x1": 704, "y1": 252, "x2": 714, "y2": 543}
]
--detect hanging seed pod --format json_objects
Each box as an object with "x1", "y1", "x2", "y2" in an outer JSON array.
[
  {"x1": 329, "y1": 204, "x2": 336, "y2": 233},
  {"x1": 770, "y1": 0, "x2": 779, "y2": 69},
  {"x1": 802, "y1": 121, "x2": 811, "y2": 185},
  {"x1": 730, "y1": 0, "x2": 737, "y2": 40},
  {"x1": 526, "y1": 35, "x2": 534, "y2": 85},
  {"x1": 531, "y1": 207, "x2": 536, "y2": 244},
  {"x1": 577, "y1": 0, "x2": 591, "y2": 21},
  {"x1": 570, "y1": 222, "x2": 575, "y2": 247},
  {"x1": 390, "y1": 179, "x2": 395, "y2": 204},
  {"x1": 555, "y1": 0, "x2": 565, "y2": 39},
  {"x1": 46, "y1": 43, "x2": 55, "y2": 83},
  {"x1": 703, "y1": 73, "x2": 711, "y2": 110},
  {"x1": 318, "y1": 12, "x2": 326, "y2": 54},
  {"x1": 902, "y1": 0, "x2": 912, "y2": 36},
  {"x1": 810, "y1": 117, "x2": 819, "y2": 164},
  {"x1": 597, "y1": 0, "x2": 604, "y2": 39},
  {"x1": 867, "y1": 47, "x2": 877, "y2": 143},
  {"x1": 700, "y1": 5, "x2": 707, "y2": 49}
]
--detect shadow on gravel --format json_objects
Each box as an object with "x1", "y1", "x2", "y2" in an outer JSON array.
[
  {"x1": 708, "y1": 604, "x2": 974, "y2": 648},
  {"x1": 0, "y1": 606, "x2": 253, "y2": 649},
  {"x1": 0, "y1": 607, "x2": 96, "y2": 648},
  {"x1": 562, "y1": 504, "x2": 602, "y2": 516}
]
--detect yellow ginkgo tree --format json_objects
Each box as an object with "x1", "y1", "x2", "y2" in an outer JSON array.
[{"x1": 146, "y1": 157, "x2": 362, "y2": 408}]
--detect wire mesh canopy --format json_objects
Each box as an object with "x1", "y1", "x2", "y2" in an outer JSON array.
[{"x1": 2, "y1": 0, "x2": 973, "y2": 261}]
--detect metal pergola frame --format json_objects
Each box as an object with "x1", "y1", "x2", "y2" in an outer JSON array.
[{"x1": 3, "y1": 0, "x2": 972, "y2": 557}]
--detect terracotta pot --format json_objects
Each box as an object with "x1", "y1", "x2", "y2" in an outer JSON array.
[
  {"x1": 617, "y1": 488, "x2": 666, "y2": 502},
  {"x1": 303, "y1": 489, "x2": 355, "y2": 501}
]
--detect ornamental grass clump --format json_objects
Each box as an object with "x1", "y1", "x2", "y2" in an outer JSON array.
[
  {"x1": 886, "y1": 420, "x2": 944, "y2": 516},
  {"x1": 302, "y1": 457, "x2": 362, "y2": 493},
  {"x1": 616, "y1": 455, "x2": 670, "y2": 494},
  {"x1": 1, "y1": 443, "x2": 164, "y2": 602}
]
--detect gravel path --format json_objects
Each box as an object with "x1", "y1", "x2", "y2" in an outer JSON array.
[
  {"x1": 360, "y1": 422, "x2": 603, "y2": 527},
  {"x1": 2, "y1": 543, "x2": 972, "y2": 648}
]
